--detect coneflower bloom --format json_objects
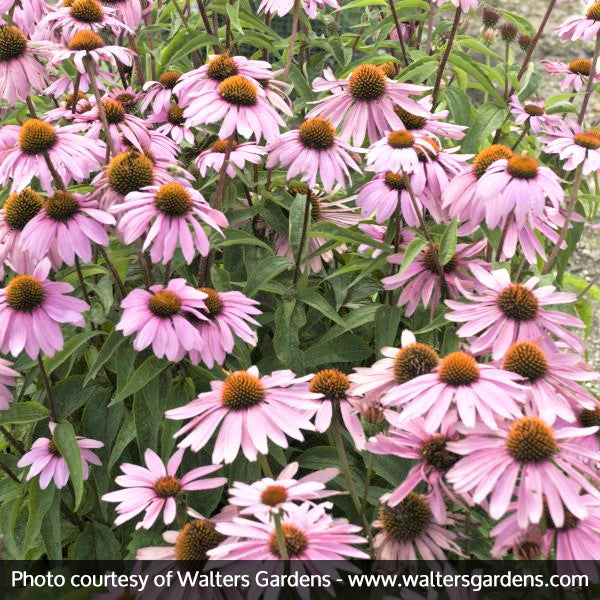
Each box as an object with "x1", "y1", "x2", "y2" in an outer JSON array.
[
  {"x1": 357, "y1": 223, "x2": 415, "y2": 258},
  {"x1": 554, "y1": 2, "x2": 600, "y2": 41},
  {"x1": 258, "y1": 0, "x2": 338, "y2": 18},
  {"x1": 266, "y1": 118, "x2": 361, "y2": 191},
  {"x1": 0, "y1": 25, "x2": 54, "y2": 106},
  {"x1": 307, "y1": 64, "x2": 430, "y2": 146},
  {"x1": 117, "y1": 280, "x2": 207, "y2": 361},
  {"x1": 34, "y1": 0, "x2": 130, "y2": 42},
  {"x1": 501, "y1": 340, "x2": 598, "y2": 425},
  {"x1": 541, "y1": 59, "x2": 600, "y2": 91},
  {"x1": 20, "y1": 190, "x2": 115, "y2": 266},
  {"x1": 0, "y1": 358, "x2": 18, "y2": 410},
  {"x1": 382, "y1": 350, "x2": 526, "y2": 431},
  {"x1": 43, "y1": 91, "x2": 93, "y2": 122},
  {"x1": 17, "y1": 422, "x2": 102, "y2": 489},
  {"x1": 183, "y1": 75, "x2": 285, "y2": 142},
  {"x1": 349, "y1": 331, "x2": 441, "y2": 401},
  {"x1": 508, "y1": 96, "x2": 562, "y2": 134},
  {"x1": 195, "y1": 139, "x2": 265, "y2": 178},
  {"x1": 187, "y1": 287, "x2": 261, "y2": 368},
  {"x1": 491, "y1": 496, "x2": 600, "y2": 560},
  {"x1": 0, "y1": 259, "x2": 88, "y2": 358},
  {"x1": 382, "y1": 240, "x2": 488, "y2": 316},
  {"x1": 166, "y1": 366, "x2": 320, "y2": 464},
  {"x1": 102, "y1": 448, "x2": 226, "y2": 529},
  {"x1": 366, "y1": 130, "x2": 435, "y2": 174},
  {"x1": 445, "y1": 265, "x2": 585, "y2": 359},
  {"x1": 208, "y1": 502, "x2": 369, "y2": 560},
  {"x1": 147, "y1": 103, "x2": 195, "y2": 144},
  {"x1": 373, "y1": 493, "x2": 462, "y2": 560},
  {"x1": 0, "y1": 119, "x2": 105, "y2": 194},
  {"x1": 140, "y1": 70, "x2": 181, "y2": 114},
  {"x1": 260, "y1": 70, "x2": 293, "y2": 117},
  {"x1": 393, "y1": 98, "x2": 467, "y2": 140},
  {"x1": 476, "y1": 151, "x2": 564, "y2": 229},
  {"x1": 446, "y1": 415, "x2": 600, "y2": 527},
  {"x1": 111, "y1": 182, "x2": 227, "y2": 264},
  {"x1": 101, "y1": 0, "x2": 146, "y2": 30},
  {"x1": 44, "y1": 70, "x2": 114, "y2": 101},
  {"x1": 541, "y1": 121, "x2": 600, "y2": 175},
  {"x1": 367, "y1": 413, "x2": 462, "y2": 522},
  {"x1": 228, "y1": 462, "x2": 339, "y2": 516},
  {"x1": 2, "y1": 0, "x2": 52, "y2": 35}
]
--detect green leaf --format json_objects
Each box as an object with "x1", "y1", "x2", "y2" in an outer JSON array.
[
  {"x1": 243, "y1": 255, "x2": 291, "y2": 297},
  {"x1": 108, "y1": 409, "x2": 136, "y2": 470},
  {"x1": 439, "y1": 217, "x2": 458, "y2": 265},
  {"x1": 73, "y1": 522, "x2": 121, "y2": 559},
  {"x1": 298, "y1": 290, "x2": 348, "y2": 329},
  {"x1": 310, "y1": 220, "x2": 388, "y2": 250},
  {"x1": 44, "y1": 331, "x2": 106, "y2": 376},
  {"x1": 53, "y1": 376, "x2": 100, "y2": 420},
  {"x1": 84, "y1": 328, "x2": 127, "y2": 385},
  {"x1": 374, "y1": 305, "x2": 404, "y2": 351},
  {"x1": 288, "y1": 192, "x2": 310, "y2": 261},
  {"x1": 413, "y1": 309, "x2": 448, "y2": 334},
  {"x1": 273, "y1": 300, "x2": 305, "y2": 373},
  {"x1": 215, "y1": 228, "x2": 273, "y2": 252},
  {"x1": 40, "y1": 491, "x2": 61, "y2": 560},
  {"x1": 110, "y1": 355, "x2": 168, "y2": 406},
  {"x1": 304, "y1": 333, "x2": 371, "y2": 367},
  {"x1": 443, "y1": 86, "x2": 473, "y2": 126},
  {"x1": 24, "y1": 483, "x2": 55, "y2": 552},
  {"x1": 53, "y1": 421, "x2": 84, "y2": 509},
  {"x1": 461, "y1": 103, "x2": 506, "y2": 154},
  {"x1": 447, "y1": 53, "x2": 503, "y2": 103},
  {"x1": 397, "y1": 238, "x2": 427, "y2": 276},
  {"x1": 0, "y1": 401, "x2": 48, "y2": 425},
  {"x1": 563, "y1": 273, "x2": 600, "y2": 301}
]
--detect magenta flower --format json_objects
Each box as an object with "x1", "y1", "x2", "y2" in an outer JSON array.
[
  {"x1": 373, "y1": 493, "x2": 462, "y2": 560},
  {"x1": 166, "y1": 366, "x2": 321, "y2": 463},
  {"x1": 258, "y1": 0, "x2": 339, "y2": 18},
  {"x1": 446, "y1": 415, "x2": 600, "y2": 527},
  {"x1": 148, "y1": 104, "x2": 195, "y2": 144},
  {"x1": 0, "y1": 259, "x2": 89, "y2": 358},
  {"x1": 228, "y1": 461, "x2": 339, "y2": 516},
  {"x1": 554, "y1": 2, "x2": 600, "y2": 41},
  {"x1": 366, "y1": 130, "x2": 434, "y2": 174},
  {"x1": 382, "y1": 350, "x2": 526, "y2": 431},
  {"x1": 541, "y1": 59, "x2": 600, "y2": 92},
  {"x1": 0, "y1": 119, "x2": 105, "y2": 194},
  {"x1": 266, "y1": 117, "x2": 361, "y2": 191},
  {"x1": 508, "y1": 95, "x2": 562, "y2": 134},
  {"x1": 0, "y1": 358, "x2": 18, "y2": 411},
  {"x1": 111, "y1": 182, "x2": 227, "y2": 264},
  {"x1": 208, "y1": 502, "x2": 369, "y2": 559},
  {"x1": 394, "y1": 97, "x2": 467, "y2": 140},
  {"x1": 17, "y1": 422, "x2": 102, "y2": 489},
  {"x1": 195, "y1": 139, "x2": 265, "y2": 178},
  {"x1": 20, "y1": 190, "x2": 115, "y2": 266},
  {"x1": 445, "y1": 265, "x2": 585, "y2": 359},
  {"x1": 183, "y1": 75, "x2": 284, "y2": 142},
  {"x1": 140, "y1": 70, "x2": 181, "y2": 114},
  {"x1": 187, "y1": 287, "x2": 261, "y2": 368},
  {"x1": 116, "y1": 280, "x2": 207, "y2": 361},
  {"x1": 102, "y1": 448, "x2": 226, "y2": 529},
  {"x1": 541, "y1": 120, "x2": 600, "y2": 175},
  {"x1": 307, "y1": 64, "x2": 430, "y2": 146},
  {"x1": 0, "y1": 25, "x2": 54, "y2": 106},
  {"x1": 382, "y1": 240, "x2": 488, "y2": 316}
]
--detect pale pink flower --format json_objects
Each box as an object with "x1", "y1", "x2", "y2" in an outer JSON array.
[
  {"x1": 554, "y1": 3, "x2": 600, "y2": 41},
  {"x1": 0, "y1": 358, "x2": 18, "y2": 411},
  {"x1": 394, "y1": 97, "x2": 467, "y2": 140},
  {"x1": 541, "y1": 59, "x2": 600, "y2": 91},
  {"x1": 17, "y1": 422, "x2": 102, "y2": 489},
  {"x1": 147, "y1": 104, "x2": 195, "y2": 144},
  {"x1": 258, "y1": 0, "x2": 339, "y2": 18},
  {"x1": 366, "y1": 130, "x2": 435, "y2": 174},
  {"x1": 357, "y1": 223, "x2": 415, "y2": 258},
  {"x1": 1, "y1": 0, "x2": 52, "y2": 35},
  {"x1": 111, "y1": 182, "x2": 227, "y2": 264},
  {"x1": 140, "y1": 70, "x2": 181, "y2": 114},
  {"x1": 44, "y1": 69, "x2": 115, "y2": 101},
  {"x1": 445, "y1": 265, "x2": 585, "y2": 359},
  {"x1": 447, "y1": 414, "x2": 600, "y2": 527},
  {"x1": 166, "y1": 366, "x2": 321, "y2": 463},
  {"x1": 541, "y1": 120, "x2": 600, "y2": 174},
  {"x1": 43, "y1": 91, "x2": 93, "y2": 122},
  {"x1": 195, "y1": 139, "x2": 265, "y2": 178},
  {"x1": 102, "y1": 0, "x2": 147, "y2": 30},
  {"x1": 508, "y1": 95, "x2": 562, "y2": 134},
  {"x1": 261, "y1": 70, "x2": 293, "y2": 117},
  {"x1": 102, "y1": 448, "x2": 226, "y2": 529},
  {"x1": 0, "y1": 259, "x2": 89, "y2": 358}
]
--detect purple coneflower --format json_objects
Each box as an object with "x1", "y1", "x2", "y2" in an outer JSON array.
[
  {"x1": 140, "y1": 70, "x2": 181, "y2": 114},
  {"x1": 0, "y1": 259, "x2": 89, "y2": 358},
  {"x1": 195, "y1": 139, "x2": 265, "y2": 177},
  {"x1": 116, "y1": 279, "x2": 207, "y2": 361},
  {"x1": 508, "y1": 95, "x2": 562, "y2": 134},
  {"x1": 43, "y1": 91, "x2": 93, "y2": 122},
  {"x1": 1, "y1": 0, "x2": 52, "y2": 35},
  {"x1": 102, "y1": 448, "x2": 226, "y2": 529},
  {"x1": 366, "y1": 130, "x2": 434, "y2": 174},
  {"x1": 17, "y1": 422, "x2": 102, "y2": 489},
  {"x1": 166, "y1": 366, "x2": 320, "y2": 464},
  {"x1": 258, "y1": 0, "x2": 339, "y2": 18},
  {"x1": 554, "y1": 2, "x2": 600, "y2": 41},
  {"x1": 357, "y1": 223, "x2": 415, "y2": 258},
  {"x1": 445, "y1": 265, "x2": 585, "y2": 359},
  {"x1": 541, "y1": 59, "x2": 600, "y2": 91},
  {"x1": 541, "y1": 121, "x2": 600, "y2": 175},
  {"x1": 0, "y1": 358, "x2": 18, "y2": 410},
  {"x1": 394, "y1": 97, "x2": 467, "y2": 140},
  {"x1": 148, "y1": 103, "x2": 195, "y2": 144},
  {"x1": 102, "y1": 0, "x2": 146, "y2": 30}
]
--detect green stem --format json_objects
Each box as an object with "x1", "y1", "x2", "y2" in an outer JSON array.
[
  {"x1": 511, "y1": 122, "x2": 529, "y2": 151},
  {"x1": 361, "y1": 453, "x2": 374, "y2": 515},
  {"x1": 292, "y1": 189, "x2": 311, "y2": 284},
  {"x1": 38, "y1": 357, "x2": 57, "y2": 422},
  {"x1": 97, "y1": 246, "x2": 126, "y2": 298},
  {"x1": 431, "y1": 6, "x2": 461, "y2": 109},
  {"x1": 283, "y1": 0, "x2": 300, "y2": 81},
  {"x1": 503, "y1": 40, "x2": 510, "y2": 101},
  {"x1": 273, "y1": 510, "x2": 289, "y2": 560},
  {"x1": 258, "y1": 453, "x2": 273, "y2": 478}
]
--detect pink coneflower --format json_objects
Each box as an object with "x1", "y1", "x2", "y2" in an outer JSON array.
[
  {"x1": 366, "y1": 130, "x2": 435, "y2": 174},
  {"x1": 43, "y1": 91, "x2": 93, "y2": 122},
  {"x1": 117, "y1": 280, "x2": 207, "y2": 361},
  {"x1": 140, "y1": 70, "x2": 181, "y2": 114},
  {"x1": 367, "y1": 413, "x2": 462, "y2": 522},
  {"x1": 382, "y1": 240, "x2": 488, "y2": 317},
  {"x1": 174, "y1": 54, "x2": 274, "y2": 105},
  {"x1": 357, "y1": 223, "x2": 415, "y2": 258},
  {"x1": 17, "y1": 422, "x2": 102, "y2": 489},
  {"x1": 541, "y1": 59, "x2": 600, "y2": 91},
  {"x1": 147, "y1": 103, "x2": 196, "y2": 144},
  {"x1": 228, "y1": 462, "x2": 339, "y2": 516},
  {"x1": 554, "y1": 2, "x2": 600, "y2": 41},
  {"x1": 208, "y1": 502, "x2": 369, "y2": 560},
  {"x1": 307, "y1": 64, "x2": 430, "y2": 146},
  {"x1": 1, "y1": 0, "x2": 52, "y2": 35},
  {"x1": 0, "y1": 358, "x2": 18, "y2": 410},
  {"x1": 373, "y1": 493, "x2": 462, "y2": 560},
  {"x1": 0, "y1": 118, "x2": 105, "y2": 194},
  {"x1": 432, "y1": 0, "x2": 478, "y2": 9},
  {"x1": 491, "y1": 495, "x2": 600, "y2": 560},
  {"x1": 166, "y1": 366, "x2": 321, "y2": 464},
  {"x1": 102, "y1": 448, "x2": 226, "y2": 529},
  {"x1": 476, "y1": 151, "x2": 564, "y2": 229},
  {"x1": 261, "y1": 70, "x2": 293, "y2": 117},
  {"x1": 445, "y1": 265, "x2": 585, "y2": 359},
  {"x1": 101, "y1": 0, "x2": 146, "y2": 30},
  {"x1": 382, "y1": 350, "x2": 525, "y2": 431},
  {"x1": 446, "y1": 414, "x2": 600, "y2": 527},
  {"x1": 34, "y1": 0, "x2": 131, "y2": 42},
  {"x1": 0, "y1": 25, "x2": 54, "y2": 106},
  {"x1": 195, "y1": 139, "x2": 265, "y2": 178},
  {"x1": 183, "y1": 75, "x2": 285, "y2": 142},
  {"x1": 20, "y1": 190, "x2": 115, "y2": 266},
  {"x1": 258, "y1": 0, "x2": 339, "y2": 18},
  {"x1": 394, "y1": 97, "x2": 467, "y2": 140},
  {"x1": 508, "y1": 95, "x2": 562, "y2": 134},
  {"x1": 0, "y1": 259, "x2": 88, "y2": 358},
  {"x1": 111, "y1": 182, "x2": 227, "y2": 264},
  {"x1": 266, "y1": 118, "x2": 361, "y2": 191},
  {"x1": 541, "y1": 120, "x2": 600, "y2": 175},
  {"x1": 187, "y1": 287, "x2": 261, "y2": 368},
  {"x1": 500, "y1": 340, "x2": 598, "y2": 425},
  {"x1": 44, "y1": 69, "x2": 115, "y2": 100}
]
